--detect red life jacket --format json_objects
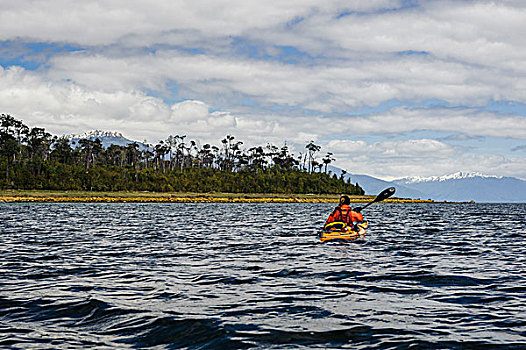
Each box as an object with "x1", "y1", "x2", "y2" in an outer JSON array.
[{"x1": 325, "y1": 204, "x2": 363, "y2": 226}]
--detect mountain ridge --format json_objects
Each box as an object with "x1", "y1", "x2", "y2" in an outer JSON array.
[
  {"x1": 65, "y1": 130, "x2": 150, "y2": 150},
  {"x1": 65, "y1": 130, "x2": 126, "y2": 139},
  {"x1": 392, "y1": 174, "x2": 526, "y2": 203},
  {"x1": 396, "y1": 171, "x2": 504, "y2": 184},
  {"x1": 328, "y1": 166, "x2": 525, "y2": 203}
]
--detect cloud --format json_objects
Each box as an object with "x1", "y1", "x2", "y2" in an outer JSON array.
[
  {"x1": 328, "y1": 107, "x2": 526, "y2": 139},
  {"x1": 42, "y1": 49, "x2": 525, "y2": 115},
  {"x1": 0, "y1": 65, "x2": 294, "y2": 146},
  {"x1": 326, "y1": 138, "x2": 526, "y2": 180},
  {"x1": 278, "y1": 1, "x2": 526, "y2": 68},
  {"x1": 3, "y1": 1, "x2": 525, "y2": 118},
  {"x1": 3, "y1": 1, "x2": 525, "y2": 109},
  {"x1": 328, "y1": 138, "x2": 458, "y2": 159},
  {"x1": 169, "y1": 100, "x2": 208, "y2": 122},
  {"x1": 0, "y1": 1, "x2": 400, "y2": 45},
  {"x1": 2, "y1": 64, "x2": 525, "y2": 144}
]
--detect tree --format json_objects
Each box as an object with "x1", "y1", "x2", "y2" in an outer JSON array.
[
  {"x1": 141, "y1": 144, "x2": 154, "y2": 169},
  {"x1": 51, "y1": 137, "x2": 74, "y2": 164},
  {"x1": 220, "y1": 135, "x2": 242, "y2": 171},
  {"x1": 126, "y1": 142, "x2": 141, "y2": 182},
  {"x1": 247, "y1": 146, "x2": 267, "y2": 172},
  {"x1": 322, "y1": 152, "x2": 335, "y2": 173},
  {"x1": 106, "y1": 144, "x2": 126, "y2": 167},
  {"x1": 77, "y1": 138, "x2": 103, "y2": 169},
  {"x1": 154, "y1": 141, "x2": 169, "y2": 172},
  {"x1": 27, "y1": 127, "x2": 52, "y2": 161},
  {"x1": 305, "y1": 140, "x2": 321, "y2": 174},
  {"x1": 273, "y1": 144, "x2": 297, "y2": 170},
  {"x1": 198, "y1": 143, "x2": 215, "y2": 168},
  {"x1": 1, "y1": 137, "x2": 18, "y2": 182},
  {"x1": 0, "y1": 114, "x2": 22, "y2": 181}
]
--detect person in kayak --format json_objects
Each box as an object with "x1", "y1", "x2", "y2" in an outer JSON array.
[{"x1": 324, "y1": 195, "x2": 364, "y2": 231}]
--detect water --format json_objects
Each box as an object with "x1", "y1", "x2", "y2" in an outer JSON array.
[{"x1": 1, "y1": 202, "x2": 525, "y2": 349}]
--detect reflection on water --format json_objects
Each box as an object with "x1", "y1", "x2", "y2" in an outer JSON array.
[{"x1": 1, "y1": 202, "x2": 525, "y2": 348}]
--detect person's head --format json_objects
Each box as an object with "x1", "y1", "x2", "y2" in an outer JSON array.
[{"x1": 339, "y1": 195, "x2": 350, "y2": 206}]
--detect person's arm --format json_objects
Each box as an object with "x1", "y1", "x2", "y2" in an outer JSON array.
[{"x1": 325, "y1": 206, "x2": 341, "y2": 225}]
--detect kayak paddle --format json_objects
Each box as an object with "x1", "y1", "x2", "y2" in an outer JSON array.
[{"x1": 353, "y1": 187, "x2": 395, "y2": 212}]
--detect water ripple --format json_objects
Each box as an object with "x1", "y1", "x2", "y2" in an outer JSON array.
[{"x1": 1, "y1": 202, "x2": 526, "y2": 348}]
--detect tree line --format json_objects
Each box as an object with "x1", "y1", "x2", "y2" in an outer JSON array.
[{"x1": 0, "y1": 113, "x2": 363, "y2": 195}]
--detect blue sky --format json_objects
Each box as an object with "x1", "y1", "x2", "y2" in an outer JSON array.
[{"x1": 0, "y1": 0, "x2": 525, "y2": 180}]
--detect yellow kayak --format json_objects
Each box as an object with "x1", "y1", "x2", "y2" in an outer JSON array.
[{"x1": 319, "y1": 221, "x2": 368, "y2": 243}]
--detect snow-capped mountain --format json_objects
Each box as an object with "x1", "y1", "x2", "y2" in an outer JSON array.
[
  {"x1": 67, "y1": 130, "x2": 126, "y2": 140},
  {"x1": 65, "y1": 130, "x2": 150, "y2": 150},
  {"x1": 327, "y1": 166, "x2": 427, "y2": 199},
  {"x1": 393, "y1": 172, "x2": 526, "y2": 203},
  {"x1": 328, "y1": 167, "x2": 525, "y2": 203},
  {"x1": 400, "y1": 171, "x2": 503, "y2": 184}
]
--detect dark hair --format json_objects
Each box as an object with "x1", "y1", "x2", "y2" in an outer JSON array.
[{"x1": 340, "y1": 195, "x2": 350, "y2": 205}]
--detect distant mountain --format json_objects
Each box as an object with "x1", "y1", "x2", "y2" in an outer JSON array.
[
  {"x1": 328, "y1": 167, "x2": 526, "y2": 203},
  {"x1": 393, "y1": 172, "x2": 526, "y2": 203},
  {"x1": 327, "y1": 166, "x2": 425, "y2": 198},
  {"x1": 65, "y1": 130, "x2": 150, "y2": 150},
  {"x1": 346, "y1": 173, "x2": 427, "y2": 199},
  {"x1": 397, "y1": 171, "x2": 501, "y2": 184}
]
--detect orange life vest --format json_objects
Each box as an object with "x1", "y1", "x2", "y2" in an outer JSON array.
[{"x1": 325, "y1": 204, "x2": 363, "y2": 226}]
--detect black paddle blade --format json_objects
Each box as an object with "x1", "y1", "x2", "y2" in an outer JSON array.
[
  {"x1": 353, "y1": 187, "x2": 395, "y2": 212},
  {"x1": 374, "y1": 187, "x2": 396, "y2": 202}
]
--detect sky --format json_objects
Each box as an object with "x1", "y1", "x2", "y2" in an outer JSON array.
[{"x1": 1, "y1": 0, "x2": 525, "y2": 180}]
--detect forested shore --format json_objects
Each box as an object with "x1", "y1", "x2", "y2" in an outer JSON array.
[{"x1": 0, "y1": 114, "x2": 363, "y2": 195}]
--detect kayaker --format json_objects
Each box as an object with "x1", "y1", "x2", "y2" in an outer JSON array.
[{"x1": 324, "y1": 195, "x2": 364, "y2": 230}]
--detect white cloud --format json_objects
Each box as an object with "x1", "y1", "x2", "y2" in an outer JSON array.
[
  {"x1": 2, "y1": 64, "x2": 525, "y2": 144},
  {"x1": 328, "y1": 138, "x2": 457, "y2": 159},
  {"x1": 0, "y1": 65, "x2": 165, "y2": 141},
  {"x1": 327, "y1": 138, "x2": 526, "y2": 180},
  {"x1": 44, "y1": 49, "x2": 525, "y2": 113},
  {"x1": 3, "y1": 1, "x2": 524, "y2": 114},
  {"x1": 169, "y1": 100, "x2": 208, "y2": 122},
  {"x1": 3, "y1": 1, "x2": 525, "y2": 102},
  {"x1": 280, "y1": 1, "x2": 526, "y2": 68},
  {"x1": 340, "y1": 108, "x2": 526, "y2": 139},
  {"x1": 0, "y1": 65, "x2": 293, "y2": 146},
  {"x1": 0, "y1": 0, "x2": 400, "y2": 45}
]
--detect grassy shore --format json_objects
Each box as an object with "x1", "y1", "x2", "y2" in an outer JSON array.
[{"x1": 0, "y1": 189, "x2": 436, "y2": 203}]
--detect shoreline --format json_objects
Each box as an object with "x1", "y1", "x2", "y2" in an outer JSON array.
[{"x1": 0, "y1": 189, "x2": 439, "y2": 203}]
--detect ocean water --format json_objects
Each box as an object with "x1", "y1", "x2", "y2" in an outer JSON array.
[{"x1": 1, "y1": 202, "x2": 525, "y2": 349}]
